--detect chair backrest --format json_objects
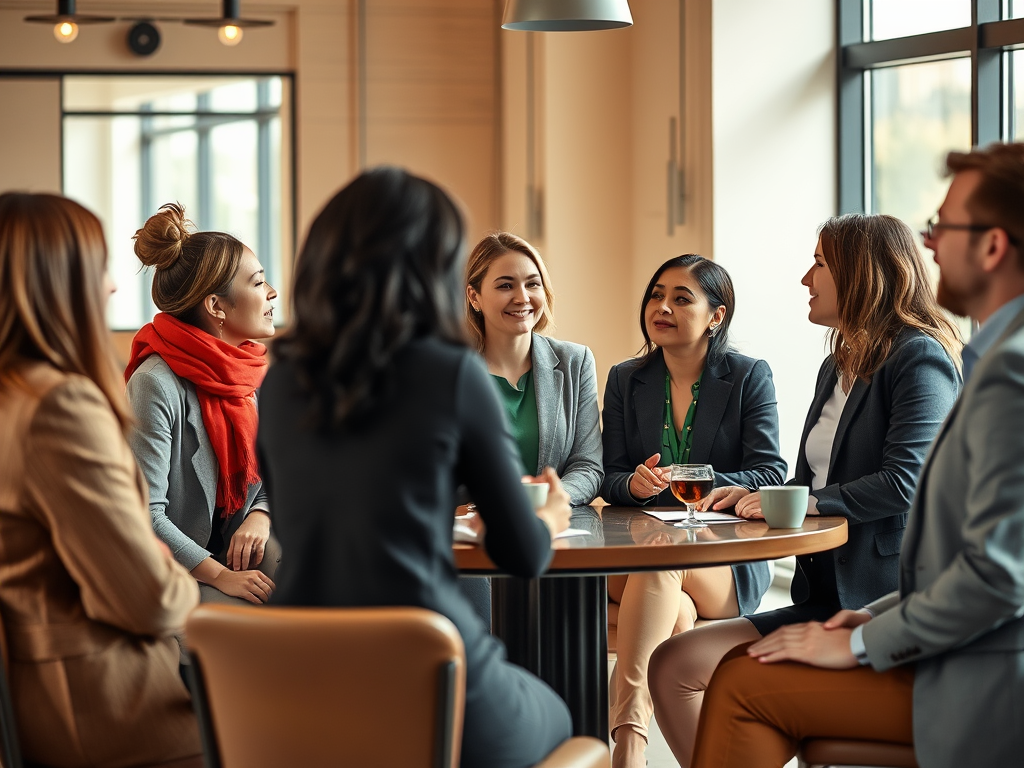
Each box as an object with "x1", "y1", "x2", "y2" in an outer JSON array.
[
  {"x1": 0, "y1": 610, "x2": 24, "y2": 768},
  {"x1": 185, "y1": 604, "x2": 466, "y2": 768}
]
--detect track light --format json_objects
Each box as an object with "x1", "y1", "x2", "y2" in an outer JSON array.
[
  {"x1": 25, "y1": 0, "x2": 115, "y2": 43},
  {"x1": 184, "y1": 0, "x2": 273, "y2": 47}
]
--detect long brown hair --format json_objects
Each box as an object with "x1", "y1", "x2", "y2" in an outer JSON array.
[
  {"x1": 133, "y1": 202, "x2": 244, "y2": 327},
  {"x1": 0, "y1": 192, "x2": 133, "y2": 431},
  {"x1": 819, "y1": 213, "x2": 962, "y2": 383},
  {"x1": 465, "y1": 232, "x2": 555, "y2": 350}
]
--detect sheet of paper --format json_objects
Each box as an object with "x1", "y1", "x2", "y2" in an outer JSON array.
[
  {"x1": 553, "y1": 527, "x2": 591, "y2": 539},
  {"x1": 643, "y1": 509, "x2": 744, "y2": 524}
]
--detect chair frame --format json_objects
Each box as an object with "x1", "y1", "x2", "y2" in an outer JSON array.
[
  {"x1": 0, "y1": 652, "x2": 24, "y2": 768},
  {"x1": 187, "y1": 636, "x2": 461, "y2": 768}
]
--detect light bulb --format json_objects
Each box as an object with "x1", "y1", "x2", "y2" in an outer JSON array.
[
  {"x1": 54, "y1": 21, "x2": 78, "y2": 43},
  {"x1": 217, "y1": 24, "x2": 243, "y2": 46}
]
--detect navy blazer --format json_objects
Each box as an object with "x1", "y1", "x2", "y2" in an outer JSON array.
[
  {"x1": 787, "y1": 329, "x2": 961, "y2": 611},
  {"x1": 600, "y1": 349, "x2": 787, "y2": 614}
]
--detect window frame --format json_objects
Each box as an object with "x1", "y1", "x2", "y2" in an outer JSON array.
[{"x1": 837, "y1": 0, "x2": 1024, "y2": 213}]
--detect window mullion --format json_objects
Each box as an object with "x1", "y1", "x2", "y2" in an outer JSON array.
[{"x1": 975, "y1": 0, "x2": 1004, "y2": 146}]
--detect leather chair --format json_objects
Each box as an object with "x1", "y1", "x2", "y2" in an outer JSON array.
[
  {"x1": 797, "y1": 739, "x2": 918, "y2": 768},
  {"x1": 186, "y1": 604, "x2": 609, "y2": 768}
]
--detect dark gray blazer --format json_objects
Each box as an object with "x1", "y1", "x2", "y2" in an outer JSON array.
[
  {"x1": 862, "y1": 309, "x2": 1024, "y2": 768},
  {"x1": 600, "y1": 350, "x2": 786, "y2": 614},
  {"x1": 530, "y1": 334, "x2": 603, "y2": 505},
  {"x1": 126, "y1": 355, "x2": 269, "y2": 571},
  {"x1": 786, "y1": 329, "x2": 961, "y2": 613}
]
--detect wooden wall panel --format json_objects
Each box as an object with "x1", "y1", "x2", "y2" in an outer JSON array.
[{"x1": 364, "y1": 0, "x2": 501, "y2": 241}]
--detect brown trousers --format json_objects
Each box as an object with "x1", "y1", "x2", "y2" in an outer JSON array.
[{"x1": 691, "y1": 644, "x2": 914, "y2": 768}]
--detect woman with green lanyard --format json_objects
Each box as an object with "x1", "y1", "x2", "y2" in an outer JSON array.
[{"x1": 600, "y1": 254, "x2": 786, "y2": 768}]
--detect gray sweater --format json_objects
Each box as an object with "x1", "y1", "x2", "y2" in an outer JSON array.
[{"x1": 126, "y1": 355, "x2": 269, "y2": 571}]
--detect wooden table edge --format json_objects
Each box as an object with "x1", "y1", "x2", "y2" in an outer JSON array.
[{"x1": 455, "y1": 517, "x2": 848, "y2": 575}]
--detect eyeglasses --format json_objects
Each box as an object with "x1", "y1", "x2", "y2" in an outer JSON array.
[{"x1": 922, "y1": 214, "x2": 1019, "y2": 246}]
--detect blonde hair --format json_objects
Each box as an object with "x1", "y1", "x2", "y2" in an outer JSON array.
[
  {"x1": 819, "y1": 213, "x2": 962, "y2": 383},
  {"x1": 0, "y1": 192, "x2": 132, "y2": 432},
  {"x1": 133, "y1": 202, "x2": 244, "y2": 326},
  {"x1": 465, "y1": 232, "x2": 555, "y2": 350}
]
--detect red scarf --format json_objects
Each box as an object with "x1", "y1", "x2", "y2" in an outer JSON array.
[{"x1": 126, "y1": 313, "x2": 268, "y2": 518}]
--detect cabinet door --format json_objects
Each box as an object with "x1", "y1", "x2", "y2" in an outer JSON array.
[{"x1": 0, "y1": 78, "x2": 61, "y2": 192}]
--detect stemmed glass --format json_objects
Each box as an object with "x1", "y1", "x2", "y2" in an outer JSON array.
[{"x1": 670, "y1": 463, "x2": 714, "y2": 529}]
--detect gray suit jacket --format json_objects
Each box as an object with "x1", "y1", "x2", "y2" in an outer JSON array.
[
  {"x1": 126, "y1": 355, "x2": 269, "y2": 571},
  {"x1": 862, "y1": 307, "x2": 1024, "y2": 768},
  {"x1": 531, "y1": 334, "x2": 603, "y2": 505}
]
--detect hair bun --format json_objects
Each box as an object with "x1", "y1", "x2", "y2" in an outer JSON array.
[{"x1": 133, "y1": 202, "x2": 194, "y2": 270}]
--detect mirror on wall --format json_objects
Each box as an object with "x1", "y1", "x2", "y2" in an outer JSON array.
[{"x1": 63, "y1": 74, "x2": 293, "y2": 330}]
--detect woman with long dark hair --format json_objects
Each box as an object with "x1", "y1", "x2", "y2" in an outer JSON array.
[
  {"x1": 600, "y1": 254, "x2": 787, "y2": 768},
  {"x1": 0, "y1": 193, "x2": 202, "y2": 767},
  {"x1": 649, "y1": 214, "x2": 962, "y2": 768},
  {"x1": 258, "y1": 167, "x2": 574, "y2": 768}
]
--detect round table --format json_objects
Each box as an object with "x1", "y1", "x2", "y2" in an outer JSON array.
[{"x1": 454, "y1": 505, "x2": 848, "y2": 739}]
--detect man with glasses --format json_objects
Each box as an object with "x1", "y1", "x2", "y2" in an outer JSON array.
[{"x1": 683, "y1": 142, "x2": 1024, "y2": 768}]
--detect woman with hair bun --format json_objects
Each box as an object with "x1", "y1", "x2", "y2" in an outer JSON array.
[
  {"x1": 126, "y1": 203, "x2": 280, "y2": 606},
  {"x1": 0, "y1": 192, "x2": 202, "y2": 767}
]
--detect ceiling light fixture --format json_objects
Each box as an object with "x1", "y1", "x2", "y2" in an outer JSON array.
[
  {"x1": 184, "y1": 0, "x2": 273, "y2": 47},
  {"x1": 25, "y1": 0, "x2": 115, "y2": 44},
  {"x1": 501, "y1": 0, "x2": 632, "y2": 32}
]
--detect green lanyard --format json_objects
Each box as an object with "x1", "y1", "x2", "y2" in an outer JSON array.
[{"x1": 661, "y1": 369, "x2": 702, "y2": 466}]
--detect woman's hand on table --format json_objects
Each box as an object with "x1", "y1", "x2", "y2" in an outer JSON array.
[
  {"x1": 227, "y1": 510, "x2": 271, "y2": 570},
  {"x1": 531, "y1": 467, "x2": 572, "y2": 537},
  {"x1": 734, "y1": 491, "x2": 765, "y2": 519},
  {"x1": 629, "y1": 453, "x2": 670, "y2": 500},
  {"x1": 698, "y1": 485, "x2": 750, "y2": 512}
]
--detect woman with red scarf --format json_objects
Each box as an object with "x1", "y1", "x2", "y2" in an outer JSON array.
[{"x1": 126, "y1": 203, "x2": 279, "y2": 605}]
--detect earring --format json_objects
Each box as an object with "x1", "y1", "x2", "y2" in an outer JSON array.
[
  {"x1": 218, "y1": 318, "x2": 224, "y2": 339},
  {"x1": 473, "y1": 305, "x2": 482, "y2": 314},
  {"x1": 707, "y1": 323, "x2": 718, "y2": 337}
]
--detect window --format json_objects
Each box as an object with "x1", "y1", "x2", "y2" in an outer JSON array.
[{"x1": 63, "y1": 75, "x2": 293, "y2": 330}]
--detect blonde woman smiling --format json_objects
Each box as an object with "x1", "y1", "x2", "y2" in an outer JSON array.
[{"x1": 465, "y1": 232, "x2": 602, "y2": 504}]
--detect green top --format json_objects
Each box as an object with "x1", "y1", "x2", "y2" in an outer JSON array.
[
  {"x1": 491, "y1": 370, "x2": 540, "y2": 476},
  {"x1": 661, "y1": 368, "x2": 703, "y2": 466}
]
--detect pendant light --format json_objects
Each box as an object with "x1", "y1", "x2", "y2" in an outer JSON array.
[
  {"x1": 501, "y1": 0, "x2": 632, "y2": 32},
  {"x1": 24, "y1": 0, "x2": 115, "y2": 44},
  {"x1": 183, "y1": 0, "x2": 273, "y2": 47}
]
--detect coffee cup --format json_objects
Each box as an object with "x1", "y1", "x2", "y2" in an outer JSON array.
[
  {"x1": 759, "y1": 486, "x2": 809, "y2": 528},
  {"x1": 521, "y1": 480, "x2": 549, "y2": 509}
]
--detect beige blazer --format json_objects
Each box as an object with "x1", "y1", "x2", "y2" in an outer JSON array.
[{"x1": 0, "y1": 362, "x2": 201, "y2": 767}]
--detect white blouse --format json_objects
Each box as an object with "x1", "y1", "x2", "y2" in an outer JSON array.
[{"x1": 805, "y1": 375, "x2": 851, "y2": 491}]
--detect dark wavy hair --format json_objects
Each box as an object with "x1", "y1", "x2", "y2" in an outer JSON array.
[
  {"x1": 273, "y1": 167, "x2": 467, "y2": 429},
  {"x1": 638, "y1": 254, "x2": 735, "y2": 366}
]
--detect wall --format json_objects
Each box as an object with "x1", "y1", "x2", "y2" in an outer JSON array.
[
  {"x1": 0, "y1": 0, "x2": 841, "y2": 452},
  {"x1": 712, "y1": 0, "x2": 837, "y2": 473}
]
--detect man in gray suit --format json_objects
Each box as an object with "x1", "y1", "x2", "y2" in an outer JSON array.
[{"x1": 683, "y1": 142, "x2": 1024, "y2": 768}]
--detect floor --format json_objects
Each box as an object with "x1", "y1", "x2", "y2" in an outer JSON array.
[{"x1": 622, "y1": 558, "x2": 800, "y2": 768}]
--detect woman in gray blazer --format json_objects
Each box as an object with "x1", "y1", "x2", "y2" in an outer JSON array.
[
  {"x1": 600, "y1": 254, "x2": 786, "y2": 768},
  {"x1": 648, "y1": 214, "x2": 963, "y2": 768},
  {"x1": 125, "y1": 203, "x2": 280, "y2": 606},
  {"x1": 465, "y1": 232, "x2": 603, "y2": 504}
]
